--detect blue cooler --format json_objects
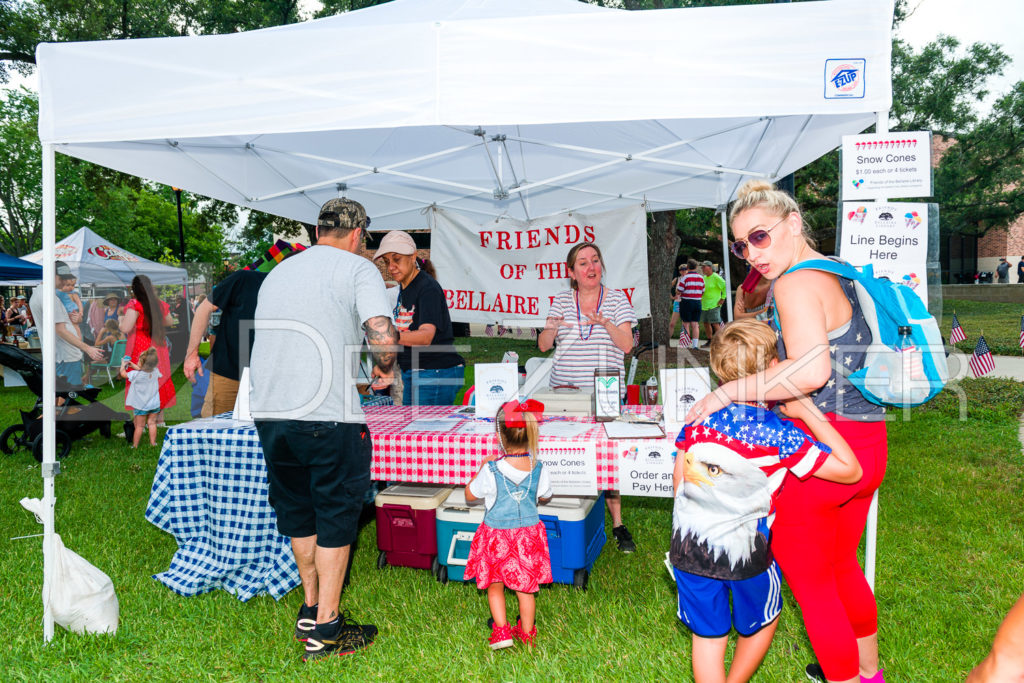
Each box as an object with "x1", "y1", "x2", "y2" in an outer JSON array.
[
  {"x1": 539, "y1": 493, "x2": 606, "y2": 590},
  {"x1": 434, "y1": 487, "x2": 485, "y2": 584}
]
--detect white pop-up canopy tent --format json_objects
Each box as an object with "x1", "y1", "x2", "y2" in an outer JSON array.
[
  {"x1": 24, "y1": 227, "x2": 187, "y2": 286},
  {"x1": 33, "y1": 0, "x2": 895, "y2": 640}
]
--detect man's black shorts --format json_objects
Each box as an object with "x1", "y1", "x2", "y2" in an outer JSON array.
[
  {"x1": 255, "y1": 419, "x2": 371, "y2": 548},
  {"x1": 679, "y1": 298, "x2": 702, "y2": 323}
]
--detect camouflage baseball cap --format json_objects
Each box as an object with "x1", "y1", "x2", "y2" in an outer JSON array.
[{"x1": 318, "y1": 198, "x2": 368, "y2": 231}]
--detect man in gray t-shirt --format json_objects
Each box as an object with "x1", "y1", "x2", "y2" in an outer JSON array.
[
  {"x1": 28, "y1": 261, "x2": 105, "y2": 386},
  {"x1": 250, "y1": 198, "x2": 398, "y2": 663}
]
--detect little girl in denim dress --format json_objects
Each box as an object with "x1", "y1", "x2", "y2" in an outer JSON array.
[{"x1": 465, "y1": 399, "x2": 553, "y2": 650}]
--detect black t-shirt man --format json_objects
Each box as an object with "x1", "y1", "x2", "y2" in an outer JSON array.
[
  {"x1": 1016, "y1": 258, "x2": 1024, "y2": 283},
  {"x1": 209, "y1": 269, "x2": 267, "y2": 380},
  {"x1": 394, "y1": 271, "x2": 464, "y2": 371}
]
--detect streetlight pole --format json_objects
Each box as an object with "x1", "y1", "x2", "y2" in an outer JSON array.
[{"x1": 173, "y1": 187, "x2": 186, "y2": 262}]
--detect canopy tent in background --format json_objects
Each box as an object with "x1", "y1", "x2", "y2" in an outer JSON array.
[
  {"x1": 0, "y1": 253, "x2": 43, "y2": 284},
  {"x1": 34, "y1": 0, "x2": 897, "y2": 641},
  {"x1": 23, "y1": 227, "x2": 187, "y2": 286}
]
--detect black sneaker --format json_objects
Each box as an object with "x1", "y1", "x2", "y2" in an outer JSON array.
[
  {"x1": 805, "y1": 663, "x2": 825, "y2": 682},
  {"x1": 302, "y1": 618, "x2": 378, "y2": 663},
  {"x1": 294, "y1": 603, "x2": 317, "y2": 641},
  {"x1": 612, "y1": 525, "x2": 636, "y2": 553}
]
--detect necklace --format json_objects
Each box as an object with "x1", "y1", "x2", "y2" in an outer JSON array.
[
  {"x1": 575, "y1": 285, "x2": 604, "y2": 341},
  {"x1": 499, "y1": 458, "x2": 534, "y2": 505}
]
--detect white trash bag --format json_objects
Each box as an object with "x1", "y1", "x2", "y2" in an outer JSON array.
[{"x1": 20, "y1": 498, "x2": 119, "y2": 635}]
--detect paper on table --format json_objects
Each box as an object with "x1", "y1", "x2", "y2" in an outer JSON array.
[
  {"x1": 539, "y1": 421, "x2": 592, "y2": 438},
  {"x1": 603, "y1": 421, "x2": 665, "y2": 439},
  {"x1": 451, "y1": 420, "x2": 496, "y2": 436},
  {"x1": 402, "y1": 418, "x2": 459, "y2": 433}
]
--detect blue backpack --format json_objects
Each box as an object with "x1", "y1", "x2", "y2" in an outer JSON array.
[{"x1": 778, "y1": 259, "x2": 948, "y2": 408}]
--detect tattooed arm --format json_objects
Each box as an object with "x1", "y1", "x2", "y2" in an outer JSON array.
[{"x1": 364, "y1": 315, "x2": 399, "y2": 389}]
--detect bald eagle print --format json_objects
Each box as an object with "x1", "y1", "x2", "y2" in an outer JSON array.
[{"x1": 669, "y1": 403, "x2": 831, "y2": 581}]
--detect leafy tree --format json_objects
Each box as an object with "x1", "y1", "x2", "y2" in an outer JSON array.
[{"x1": 0, "y1": 88, "x2": 230, "y2": 263}]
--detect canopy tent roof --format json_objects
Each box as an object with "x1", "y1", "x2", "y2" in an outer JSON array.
[
  {"x1": 0, "y1": 252, "x2": 44, "y2": 283},
  {"x1": 23, "y1": 227, "x2": 187, "y2": 285},
  {"x1": 36, "y1": 0, "x2": 894, "y2": 229}
]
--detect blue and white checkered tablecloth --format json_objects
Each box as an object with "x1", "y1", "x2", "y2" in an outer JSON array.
[{"x1": 145, "y1": 415, "x2": 300, "y2": 601}]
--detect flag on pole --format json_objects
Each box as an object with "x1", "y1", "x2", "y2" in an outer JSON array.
[
  {"x1": 1018, "y1": 315, "x2": 1024, "y2": 349},
  {"x1": 679, "y1": 326, "x2": 691, "y2": 348},
  {"x1": 969, "y1": 335, "x2": 995, "y2": 378},
  {"x1": 949, "y1": 313, "x2": 966, "y2": 344}
]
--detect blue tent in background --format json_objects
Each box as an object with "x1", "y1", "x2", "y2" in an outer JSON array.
[{"x1": 0, "y1": 252, "x2": 43, "y2": 282}]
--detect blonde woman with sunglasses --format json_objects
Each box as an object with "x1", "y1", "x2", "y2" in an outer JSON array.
[{"x1": 685, "y1": 180, "x2": 887, "y2": 683}]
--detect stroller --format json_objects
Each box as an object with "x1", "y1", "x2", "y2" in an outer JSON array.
[{"x1": 0, "y1": 344, "x2": 129, "y2": 462}]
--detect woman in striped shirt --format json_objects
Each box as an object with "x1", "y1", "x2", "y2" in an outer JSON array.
[{"x1": 537, "y1": 241, "x2": 638, "y2": 552}]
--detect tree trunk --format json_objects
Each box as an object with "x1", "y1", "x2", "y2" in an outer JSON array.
[{"x1": 638, "y1": 209, "x2": 679, "y2": 349}]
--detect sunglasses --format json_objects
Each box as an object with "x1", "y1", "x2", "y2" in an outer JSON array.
[{"x1": 730, "y1": 216, "x2": 787, "y2": 259}]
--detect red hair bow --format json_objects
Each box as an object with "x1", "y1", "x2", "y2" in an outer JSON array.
[{"x1": 501, "y1": 399, "x2": 545, "y2": 427}]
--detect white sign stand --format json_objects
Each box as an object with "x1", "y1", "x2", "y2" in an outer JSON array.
[
  {"x1": 473, "y1": 362, "x2": 519, "y2": 419},
  {"x1": 536, "y1": 442, "x2": 597, "y2": 496},
  {"x1": 232, "y1": 366, "x2": 253, "y2": 422},
  {"x1": 659, "y1": 367, "x2": 712, "y2": 439},
  {"x1": 615, "y1": 438, "x2": 676, "y2": 497}
]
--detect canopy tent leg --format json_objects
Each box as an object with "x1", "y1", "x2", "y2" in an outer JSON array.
[
  {"x1": 41, "y1": 142, "x2": 57, "y2": 643},
  {"x1": 863, "y1": 108, "x2": 889, "y2": 592},
  {"x1": 720, "y1": 209, "x2": 733, "y2": 322}
]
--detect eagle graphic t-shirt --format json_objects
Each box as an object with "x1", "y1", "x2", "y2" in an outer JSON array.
[{"x1": 670, "y1": 403, "x2": 831, "y2": 581}]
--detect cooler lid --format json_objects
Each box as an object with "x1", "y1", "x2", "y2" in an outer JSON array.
[
  {"x1": 375, "y1": 484, "x2": 454, "y2": 509},
  {"x1": 537, "y1": 495, "x2": 599, "y2": 521}
]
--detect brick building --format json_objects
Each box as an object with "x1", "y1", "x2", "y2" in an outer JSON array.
[{"x1": 934, "y1": 135, "x2": 1024, "y2": 282}]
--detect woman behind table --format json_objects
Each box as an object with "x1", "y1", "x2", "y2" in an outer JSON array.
[
  {"x1": 537, "y1": 241, "x2": 638, "y2": 553},
  {"x1": 373, "y1": 230, "x2": 465, "y2": 405},
  {"x1": 686, "y1": 180, "x2": 886, "y2": 683},
  {"x1": 121, "y1": 274, "x2": 176, "y2": 421}
]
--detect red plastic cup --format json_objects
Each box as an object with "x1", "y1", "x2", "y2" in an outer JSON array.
[{"x1": 626, "y1": 384, "x2": 641, "y2": 406}]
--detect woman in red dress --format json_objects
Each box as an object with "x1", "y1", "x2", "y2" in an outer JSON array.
[{"x1": 120, "y1": 274, "x2": 176, "y2": 419}]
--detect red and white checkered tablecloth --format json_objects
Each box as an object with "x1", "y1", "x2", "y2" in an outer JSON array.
[{"x1": 365, "y1": 405, "x2": 662, "y2": 490}]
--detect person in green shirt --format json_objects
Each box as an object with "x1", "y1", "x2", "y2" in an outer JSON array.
[{"x1": 700, "y1": 260, "x2": 726, "y2": 340}]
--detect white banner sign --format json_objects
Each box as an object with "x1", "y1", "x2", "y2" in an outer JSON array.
[
  {"x1": 841, "y1": 131, "x2": 932, "y2": 200},
  {"x1": 431, "y1": 205, "x2": 650, "y2": 324},
  {"x1": 839, "y1": 202, "x2": 929, "y2": 308},
  {"x1": 536, "y1": 442, "x2": 598, "y2": 496},
  {"x1": 615, "y1": 438, "x2": 677, "y2": 498}
]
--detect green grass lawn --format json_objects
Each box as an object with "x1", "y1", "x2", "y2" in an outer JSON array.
[
  {"x1": 0, "y1": 346, "x2": 1022, "y2": 681},
  {"x1": 943, "y1": 298, "x2": 1024, "y2": 356}
]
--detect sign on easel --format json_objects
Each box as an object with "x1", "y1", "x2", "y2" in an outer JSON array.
[
  {"x1": 659, "y1": 367, "x2": 712, "y2": 439},
  {"x1": 615, "y1": 438, "x2": 676, "y2": 498},
  {"x1": 841, "y1": 131, "x2": 932, "y2": 200},
  {"x1": 840, "y1": 202, "x2": 929, "y2": 308},
  {"x1": 233, "y1": 366, "x2": 252, "y2": 422}
]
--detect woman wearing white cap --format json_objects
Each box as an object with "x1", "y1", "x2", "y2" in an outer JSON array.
[{"x1": 374, "y1": 231, "x2": 465, "y2": 405}]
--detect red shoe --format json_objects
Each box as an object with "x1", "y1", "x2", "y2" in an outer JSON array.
[
  {"x1": 489, "y1": 623, "x2": 513, "y2": 650},
  {"x1": 512, "y1": 622, "x2": 537, "y2": 646}
]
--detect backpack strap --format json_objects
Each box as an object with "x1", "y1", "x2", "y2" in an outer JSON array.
[{"x1": 772, "y1": 257, "x2": 865, "y2": 380}]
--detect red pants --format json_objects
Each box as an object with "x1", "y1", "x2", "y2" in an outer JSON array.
[{"x1": 771, "y1": 416, "x2": 887, "y2": 682}]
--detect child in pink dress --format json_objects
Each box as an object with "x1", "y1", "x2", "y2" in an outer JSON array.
[{"x1": 465, "y1": 399, "x2": 553, "y2": 650}]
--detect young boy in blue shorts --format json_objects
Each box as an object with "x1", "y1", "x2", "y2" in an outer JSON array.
[{"x1": 670, "y1": 320, "x2": 862, "y2": 683}]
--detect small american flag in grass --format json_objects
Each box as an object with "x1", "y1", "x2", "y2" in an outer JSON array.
[
  {"x1": 1019, "y1": 315, "x2": 1024, "y2": 350},
  {"x1": 949, "y1": 313, "x2": 966, "y2": 344},
  {"x1": 679, "y1": 326, "x2": 691, "y2": 347},
  {"x1": 969, "y1": 335, "x2": 995, "y2": 378}
]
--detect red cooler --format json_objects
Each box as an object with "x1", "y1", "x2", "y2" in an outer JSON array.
[{"x1": 374, "y1": 484, "x2": 454, "y2": 573}]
